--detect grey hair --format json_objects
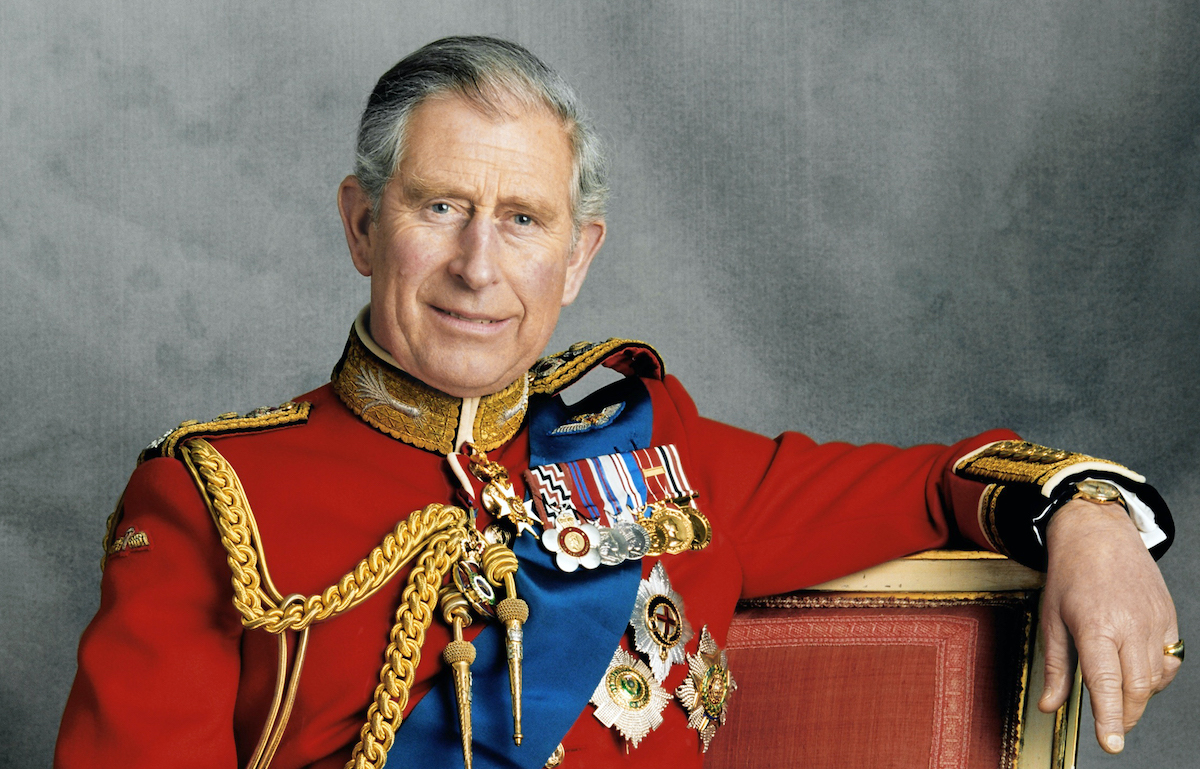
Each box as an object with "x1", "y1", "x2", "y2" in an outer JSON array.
[{"x1": 353, "y1": 36, "x2": 608, "y2": 230}]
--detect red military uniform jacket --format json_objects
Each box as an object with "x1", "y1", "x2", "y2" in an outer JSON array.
[{"x1": 58, "y1": 326, "x2": 1125, "y2": 769}]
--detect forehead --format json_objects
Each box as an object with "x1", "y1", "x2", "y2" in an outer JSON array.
[{"x1": 398, "y1": 94, "x2": 575, "y2": 207}]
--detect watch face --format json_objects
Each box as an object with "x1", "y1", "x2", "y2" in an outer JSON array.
[{"x1": 1075, "y1": 478, "x2": 1123, "y2": 503}]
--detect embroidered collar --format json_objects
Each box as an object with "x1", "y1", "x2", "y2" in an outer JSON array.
[{"x1": 331, "y1": 308, "x2": 530, "y2": 454}]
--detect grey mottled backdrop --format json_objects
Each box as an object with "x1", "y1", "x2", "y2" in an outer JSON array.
[{"x1": 2, "y1": 1, "x2": 1196, "y2": 766}]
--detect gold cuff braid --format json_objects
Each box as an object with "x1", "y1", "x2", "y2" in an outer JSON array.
[
  {"x1": 953, "y1": 439, "x2": 1139, "y2": 491},
  {"x1": 178, "y1": 438, "x2": 472, "y2": 769}
]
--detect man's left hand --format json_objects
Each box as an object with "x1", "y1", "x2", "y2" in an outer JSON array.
[{"x1": 1039, "y1": 498, "x2": 1181, "y2": 753}]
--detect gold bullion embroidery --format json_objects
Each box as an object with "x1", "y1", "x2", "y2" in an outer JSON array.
[
  {"x1": 99, "y1": 495, "x2": 126, "y2": 571},
  {"x1": 977, "y1": 483, "x2": 1012, "y2": 558},
  {"x1": 530, "y1": 339, "x2": 664, "y2": 396},
  {"x1": 590, "y1": 648, "x2": 672, "y2": 747},
  {"x1": 105, "y1": 526, "x2": 152, "y2": 559},
  {"x1": 954, "y1": 440, "x2": 1138, "y2": 491},
  {"x1": 548, "y1": 403, "x2": 624, "y2": 435},
  {"x1": 141, "y1": 401, "x2": 311, "y2": 462},
  {"x1": 332, "y1": 331, "x2": 528, "y2": 454},
  {"x1": 674, "y1": 626, "x2": 736, "y2": 752}
]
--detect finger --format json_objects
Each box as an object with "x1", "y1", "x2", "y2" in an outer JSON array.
[
  {"x1": 1118, "y1": 636, "x2": 1156, "y2": 732},
  {"x1": 1156, "y1": 623, "x2": 1185, "y2": 691},
  {"x1": 1077, "y1": 636, "x2": 1126, "y2": 753},
  {"x1": 1039, "y1": 609, "x2": 1077, "y2": 713}
]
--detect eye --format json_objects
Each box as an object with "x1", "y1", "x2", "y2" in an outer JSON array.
[
  {"x1": 430, "y1": 202, "x2": 452, "y2": 214},
  {"x1": 513, "y1": 213, "x2": 534, "y2": 226}
]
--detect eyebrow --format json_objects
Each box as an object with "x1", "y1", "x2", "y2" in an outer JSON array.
[{"x1": 397, "y1": 174, "x2": 563, "y2": 224}]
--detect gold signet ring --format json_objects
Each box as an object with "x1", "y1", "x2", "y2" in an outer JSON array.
[{"x1": 1164, "y1": 639, "x2": 1185, "y2": 661}]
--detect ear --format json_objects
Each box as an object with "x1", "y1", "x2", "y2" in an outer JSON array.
[
  {"x1": 561, "y1": 219, "x2": 606, "y2": 306},
  {"x1": 338, "y1": 175, "x2": 376, "y2": 277}
]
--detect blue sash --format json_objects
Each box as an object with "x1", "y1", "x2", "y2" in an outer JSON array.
[{"x1": 390, "y1": 377, "x2": 652, "y2": 768}]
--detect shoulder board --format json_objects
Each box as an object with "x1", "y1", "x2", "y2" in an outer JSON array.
[
  {"x1": 139, "y1": 400, "x2": 312, "y2": 463},
  {"x1": 530, "y1": 339, "x2": 664, "y2": 396}
]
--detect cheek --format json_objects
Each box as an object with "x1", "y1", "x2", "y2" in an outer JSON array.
[
  {"x1": 515, "y1": 266, "x2": 570, "y2": 332},
  {"x1": 377, "y1": 231, "x2": 447, "y2": 284}
]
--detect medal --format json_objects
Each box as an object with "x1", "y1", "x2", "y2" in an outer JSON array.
[
  {"x1": 648, "y1": 501, "x2": 694, "y2": 554},
  {"x1": 638, "y1": 514, "x2": 664, "y2": 557},
  {"x1": 540, "y1": 513, "x2": 602, "y2": 572},
  {"x1": 468, "y1": 445, "x2": 537, "y2": 536},
  {"x1": 482, "y1": 523, "x2": 513, "y2": 547},
  {"x1": 526, "y1": 443, "x2": 712, "y2": 564},
  {"x1": 451, "y1": 560, "x2": 498, "y2": 619},
  {"x1": 590, "y1": 647, "x2": 672, "y2": 747},
  {"x1": 597, "y1": 526, "x2": 630, "y2": 566},
  {"x1": 631, "y1": 562, "x2": 693, "y2": 681},
  {"x1": 618, "y1": 519, "x2": 650, "y2": 559},
  {"x1": 680, "y1": 500, "x2": 712, "y2": 551},
  {"x1": 674, "y1": 625, "x2": 737, "y2": 751}
]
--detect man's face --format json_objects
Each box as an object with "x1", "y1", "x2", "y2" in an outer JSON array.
[{"x1": 339, "y1": 94, "x2": 605, "y2": 397}]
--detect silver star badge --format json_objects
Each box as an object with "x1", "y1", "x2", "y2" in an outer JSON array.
[
  {"x1": 631, "y1": 562, "x2": 694, "y2": 681},
  {"x1": 674, "y1": 625, "x2": 737, "y2": 751},
  {"x1": 590, "y1": 647, "x2": 672, "y2": 747}
]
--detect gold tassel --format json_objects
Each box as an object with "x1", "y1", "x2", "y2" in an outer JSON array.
[
  {"x1": 441, "y1": 590, "x2": 476, "y2": 769},
  {"x1": 482, "y1": 542, "x2": 528, "y2": 745}
]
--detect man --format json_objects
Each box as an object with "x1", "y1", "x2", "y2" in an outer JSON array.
[{"x1": 55, "y1": 36, "x2": 1180, "y2": 769}]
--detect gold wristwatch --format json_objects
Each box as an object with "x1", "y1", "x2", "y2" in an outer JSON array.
[{"x1": 1070, "y1": 478, "x2": 1127, "y2": 508}]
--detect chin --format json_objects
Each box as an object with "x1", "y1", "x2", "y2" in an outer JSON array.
[{"x1": 423, "y1": 362, "x2": 521, "y2": 398}]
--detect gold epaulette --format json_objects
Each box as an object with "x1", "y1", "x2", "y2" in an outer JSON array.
[
  {"x1": 530, "y1": 339, "x2": 664, "y2": 396},
  {"x1": 953, "y1": 439, "x2": 1144, "y2": 497},
  {"x1": 139, "y1": 400, "x2": 312, "y2": 463}
]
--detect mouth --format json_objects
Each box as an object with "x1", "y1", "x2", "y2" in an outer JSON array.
[{"x1": 436, "y1": 307, "x2": 506, "y2": 325}]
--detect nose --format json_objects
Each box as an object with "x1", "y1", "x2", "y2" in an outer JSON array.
[{"x1": 450, "y1": 214, "x2": 501, "y2": 290}]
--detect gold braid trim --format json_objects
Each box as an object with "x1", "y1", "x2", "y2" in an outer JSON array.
[
  {"x1": 180, "y1": 438, "x2": 281, "y2": 616},
  {"x1": 178, "y1": 438, "x2": 471, "y2": 632},
  {"x1": 331, "y1": 332, "x2": 528, "y2": 454},
  {"x1": 99, "y1": 492, "x2": 126, "y2": 572},
  {"x1": 143, "y1": 401, "x2": 311, "y2": 462},
  {"x1": 346, "y1": 525, "x2": 467, "y2": 769},
  {"x1": 978, "y1": 484, "x2": 1012, "y2": 558},
  {"x1": 954, "y1": 439, "x2": 1140, "y2": 493},
  {"x1": 530, "y1": 339, "x2": 664, "y2": 396},
  {"x1": 177, "y1": 436, "x2": 474, "y2": 769}
]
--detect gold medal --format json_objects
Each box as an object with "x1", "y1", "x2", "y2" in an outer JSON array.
[
  {"x1": 680, "y1": 501, "x2": 712, "y2": 551},
  {"x1": 675, "y1": 625, "x2": 737, "y2": 752},
  {"x1": 469, "y1": 445, "x2": 537, "y2": 536},
  {"x1": 590, "y1": 648, "x2": 671, "y2": 747},
  {"x1": 630, "y1": 562, "x2": 694, "y2": 681},
  {"x1": 649, "y1": 501, "x2": 694, "y2": 554},
  {"x1": 638, "y1": 516, "x2": 667, "y2": 557}
]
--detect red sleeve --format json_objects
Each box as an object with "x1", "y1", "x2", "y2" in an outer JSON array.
[
  {"x1": 54, "y1": 457, "x2": 244, "y2": 768},
  {"x1": 651, "y1": 375, "x2": 1019, "y2": 598}
]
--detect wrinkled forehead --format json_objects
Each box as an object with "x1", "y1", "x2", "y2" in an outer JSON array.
[
  {"x1": 395, "y1": 94, "x2": 576, "y2": 217},
  {"x1": 402, "y1": 94, "x2": 573, "y2": 180},
  {"x1": 401, "y1": 86, "x2": 577, "y2": 177}
]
